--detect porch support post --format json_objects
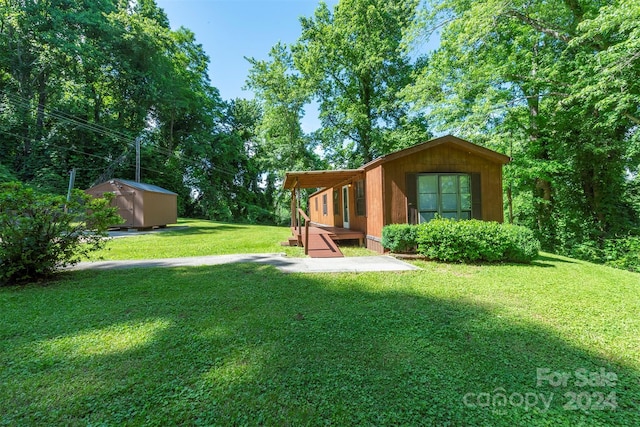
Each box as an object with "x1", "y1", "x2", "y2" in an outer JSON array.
[
  {"x1": 296, "y1": 183, "x2": 302, "y2": 245},
  {"x1": 290, "y1": 188, "x2": 296, "y2": 231},
  {"x1": 296, "y1": 184, "x2": 301, "y2": 229}
]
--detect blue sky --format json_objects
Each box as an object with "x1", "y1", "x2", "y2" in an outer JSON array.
[
  {"x1": 155, "y1": 0, "x2": 338, "y2": 101},
  {"x1": 154, "y1": 0, "x2": 438, "y2": 132}
]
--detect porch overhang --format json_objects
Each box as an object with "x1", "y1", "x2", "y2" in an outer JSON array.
[{"x1": 283, "y1": 169, "x2": 364, "y2": 190}]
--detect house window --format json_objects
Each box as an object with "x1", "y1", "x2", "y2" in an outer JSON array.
[
  {"x1": 355, "y1": 180, "x2": 366, "y2": 216},
  {"x1": 333, "y1": 189, "x2": 340, "y2": 215},
  {"x1": 418, "y1": 174, "x2": 471, "y2": 222},
  {"x1": 322, "y1": 194, "x2": 328, "y2": 215},
  {"x1": 315, "y1": 197, "x2": 318, "y2": 212}
]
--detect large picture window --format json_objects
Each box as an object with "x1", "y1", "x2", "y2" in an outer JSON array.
[{"x1": 418, "y1": 174, "x2": 471, "y2": 222}]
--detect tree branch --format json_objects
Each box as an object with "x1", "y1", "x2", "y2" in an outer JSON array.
[
  {"x1": 624, "y1": 112, "x2": 640, "y2": 126},
  {"x1": 505, "y1": 9, "x2": 572, "y2": 44}
]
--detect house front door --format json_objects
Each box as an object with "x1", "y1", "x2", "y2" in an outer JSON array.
[{"x1": 342, "y1": 185, "x2": 350, "y2": 229}]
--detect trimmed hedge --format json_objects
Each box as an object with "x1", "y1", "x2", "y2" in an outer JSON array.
[
  {"x1": 381, "y1": 219, "x2": 540, "y2": 263},
  {"x1": 381, "y1": 223, "x2": 418, "y2": 253},
  {"x1": 416, "y1": 219, "x2": 539, "y2": 263}
]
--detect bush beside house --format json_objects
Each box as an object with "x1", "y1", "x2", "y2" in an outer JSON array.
[
  {"x1": 382, "y1": 219, "x2": 540, "y2": 263},
  {"x1": 381, "y1": 224, "x2": 418, "y2": 253}
]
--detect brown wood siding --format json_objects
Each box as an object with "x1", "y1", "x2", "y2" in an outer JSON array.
[
  {"x1": 348, "y1": 183, "x2": 367, "y2": 232},
  {"x1": 310, "y1": 185, "x2": 368, "y2": 232},
  {"x1": 86, "y1": 181, "x2": 177, "y2": 228},
  {"x1": 85, "y1": 182, "x2": 133, "y2": 227},
  {"x1": 309, "y1": 189, "x2": 335, "y2": 226},
  {"x1": 365, "y1": 166, "x2": 384, "y2": 238},
  {"x1": 334, "y1": 188, "x2": 343, "y2": 228},
  {"x1": 143, "y1": 191, "x2": 177, "y2": 227},
  {"x1": 382, "y1": 144, "x2": 505, "y2": 228},
  {"x1": 366, "y1": 236, "x2": 386, "y2": 254}
]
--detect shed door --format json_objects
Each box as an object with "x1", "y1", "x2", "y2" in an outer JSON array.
[{"x1": 115, "y1": 191, "x2": 135, "y2": 226}]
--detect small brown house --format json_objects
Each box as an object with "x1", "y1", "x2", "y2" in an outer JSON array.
[
  {"x1": 86, "y1": 179, "x2": 177, "y2": 229},
  {"x1": 284, "y1": 135, "x2": 511, "y2": 253}
]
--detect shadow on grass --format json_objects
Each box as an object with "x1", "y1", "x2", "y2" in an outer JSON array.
[
  {"x1": 1, "y1": 264, "x2": 638, "y2": 425},
  {"x1": 535, "y1": 254, "x2": 577, "y2": 264}
]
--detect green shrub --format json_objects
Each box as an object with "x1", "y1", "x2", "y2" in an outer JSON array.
[
  {"x1": 381, "y1": 223, "x2": 418, "y2": 253},
  {"x1": 604, "y1": 237, "x2": 640, "y2": 273},
  {"x1": 568, "y1": 236, "x2": 640, "y2": 273},
  {"x1": 416, "y1": 218, "x2": 539, "y2": 263},
  {"x1": 0, "y1": 182, "x2": 121, "y2": 285}
]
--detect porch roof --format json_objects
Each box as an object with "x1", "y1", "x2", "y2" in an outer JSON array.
[{"x1": 283, "y1": 169, "x2": 364, "y2": 190}]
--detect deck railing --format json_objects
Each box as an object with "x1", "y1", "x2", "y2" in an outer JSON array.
[{"x1": 296, "y1": 208, "x2": 310, "y2": 255}]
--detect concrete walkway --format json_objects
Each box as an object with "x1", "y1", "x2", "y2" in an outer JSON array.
[{"x1": 73, "y1": 254, "x2": 420, "y2": 274}]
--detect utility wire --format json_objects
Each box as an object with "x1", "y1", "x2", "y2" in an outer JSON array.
[
  {"x1": 1, "y1": 90, "x2": 241, "y2": 178},
  {"x1": 4, "y1": 91, "x2": 243, "y2": 176},
  {"x1": 0, "y1": 129, "x2": 167, "y2": 176}
]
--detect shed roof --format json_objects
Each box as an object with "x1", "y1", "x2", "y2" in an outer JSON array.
[
  {"x1": 109, "y1": 179, "x2": 177, "y2": 195},
  {"x1": 283, "y1": 135, "x2": 510, "y2": 190}
]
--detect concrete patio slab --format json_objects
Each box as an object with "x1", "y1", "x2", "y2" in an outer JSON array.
[{"x1": 72, "y1": 254, "x2": 420, "y2": 274}]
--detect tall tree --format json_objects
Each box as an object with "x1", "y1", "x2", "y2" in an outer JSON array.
[
  {"x1": 405, "y1": 0, "x2": 639, "y2": 248},
  {"x1": 292, "y1": 0, "x2": 429, "y2": 167},
  {"x1": 246, "y1": 42, "x2": 323, "y2": 222},
  {"x1": 182, "y1": 98, "x2": 274, "y2": 223},
  {"x1": 0, "y1": 0, "x2": 227, "y2": 210},
  {"x1": 246, "y1": 43, "x2": 316, "y2": 173}
]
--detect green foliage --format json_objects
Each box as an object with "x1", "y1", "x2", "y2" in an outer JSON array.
[
  {"x1": 406, "y1": 0, "x2": 639, "y2": 258},
  {"x1": 571, "y1": 236, "x2": 640, "y2": 273},
  {"x1": 184, "y1": 99, "x2": 277, "y2": 224},
  {"x1": 0, "y1": 164, "x2": 16, "y2": 183},
  {"x1": 0, "y1": 0, "x2": 271, "y2": 226},
  {"x1": 293, "y1": 0, "x2": 430, "y2": 166},
  {"x1": 416, "y1": 219, "x2": 539, "y2": 263},
  {"x1": 0, "y1": 182, "x2": 121, "y2": 285},
  {"x1": 381, "y1": 223, "x2": 418, "y2": 253},
  {"x1": 605, "y1": 238, "x2": 640, "y2": 273},
  {"x1": 245, "y1": 43, "x2": 323, "y2": 224}
]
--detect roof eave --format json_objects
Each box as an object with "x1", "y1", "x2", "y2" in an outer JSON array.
[{"x1": 362, "y1": 135, "x2": 511, "y2": 170}]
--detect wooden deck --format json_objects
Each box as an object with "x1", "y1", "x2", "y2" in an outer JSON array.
[{"x1": 292, "y1": 224, "x2": 365, "y2": 258}]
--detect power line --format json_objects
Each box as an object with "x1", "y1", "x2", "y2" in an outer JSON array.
[
  {"x1": 2, "y1": 91, "x2": 138, "y2": 146},
  {"x1": 0, "y1": 129, "x2": 165, "y2": 176},
  {"x1": 1, "y1": 90, "x2": 243, "y2": 178}
]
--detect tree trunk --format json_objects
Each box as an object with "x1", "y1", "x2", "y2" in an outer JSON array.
[
  {"x1": 527, "y1": 43, "x2": 554, "y2": 243},
  {"x1": 507, "y1": 184, "x2": 514, "y2": 224},
  {"x1": 35, "y1": 71, "x2": 47, "y2": 138}
]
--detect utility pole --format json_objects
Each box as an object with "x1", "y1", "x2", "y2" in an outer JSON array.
[
  {"x1": 65, "y1": 168, "x2": 76, "y2": 213},
  {"x1": 135, "y1": 137, "x2": 141, "y2": 183}
]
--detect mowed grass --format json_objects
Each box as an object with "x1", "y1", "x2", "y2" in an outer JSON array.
[
  {"x1": 90, "y1": 218, "x2": 376, "y2": 260},
  {"x1": 1, "y1": 255, "x2": 639, "y2": 425}
]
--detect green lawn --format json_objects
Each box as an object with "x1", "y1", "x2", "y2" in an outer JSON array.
[
  {"x1": 1, "y1": 251, "x2": 639, "y2": 425},
  {"x1": 90, "y1": 218, "x2": 302, "y2": 259},
  {"x1": 90, "y1": 218, "x2": 376, "y2": 260}
]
